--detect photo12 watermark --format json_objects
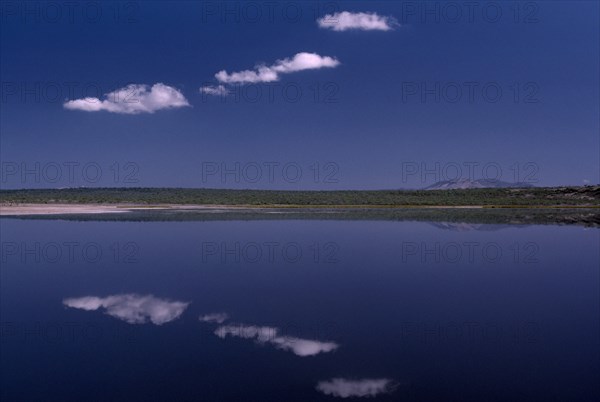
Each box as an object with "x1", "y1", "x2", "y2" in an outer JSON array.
[
  {"x1": 397, "y1": 1, "x2": 540, "y2": 24},
  {"x1": 200, "y1": 161, "x2": 341, "y2": 185},
  {"x1": 398, "y1": 320, "x2": 542, "y2": 345},
  {"x1": 400, "y1": 161, "x2": 540, "y2": 186},
  {"x1": 0, "y1": 321, "x2": 140, "y2": 344},
  {"x1": 1, "y1": 161, "x2": 141, "y2": 186},
  {"x1": 0, "y1": 81, "x2": 153, "y2": 105},
  {"x1": 1, "y1": 241, "x2": 140, "y2": 264},
  {"x1": 0, "y1": 1, "x2": 141, "y2": 24},
  {"x1": 199, "y1": 320, "x2": 340, "y2": 343},
  {"x1": 401, "y1": 81, "x2": 540, "y2": 104},
  {"x1": 400, "y1": 241, "x2": 540, "y2": 265},
  {"x1": 200, "y1": 81, "x2": 340, "y2": 104},
  {"x1": 198, "y1": 1, "x2": 344, "y2": 24},
  {"x1": 200, "y1": 241, "x2": 340, "y2": 264}
]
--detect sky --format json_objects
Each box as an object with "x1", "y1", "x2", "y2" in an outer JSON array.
[{"x1": 1, "y1": 0, "x2": 598, "y2": 190}]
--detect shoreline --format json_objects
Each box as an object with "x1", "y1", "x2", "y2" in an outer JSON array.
[{"x1": 1, "y1": 203, "x2": 599, "y2": 216}]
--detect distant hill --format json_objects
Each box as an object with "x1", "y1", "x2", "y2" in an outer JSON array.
[{"x1": 424, "y1": 179, "x2": 535, "y2": 190}]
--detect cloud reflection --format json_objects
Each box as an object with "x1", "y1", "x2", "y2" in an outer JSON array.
[
  {"x1": 199, "y1": 312, "x2": 229, "y2": 324},
  {"x1": 213, "y1": 323, "x2": 339, "y2": 357},
  {"x1": 63, "y1": 294, "x2": 189, "y2": 325},
  {"x1": 316, "y1": 378, "x2": 396, "y2": 398}
]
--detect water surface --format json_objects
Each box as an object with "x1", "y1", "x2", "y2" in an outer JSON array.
[{"x1": 1, "y1": 218, "x2": 598, "y2": 401}]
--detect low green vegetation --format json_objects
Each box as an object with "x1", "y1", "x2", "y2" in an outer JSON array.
[{"x1": 1, "y1": 186, "x2": 599, "y2": 206}]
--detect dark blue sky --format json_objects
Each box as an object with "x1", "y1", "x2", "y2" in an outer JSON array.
[{"x1": 1, "y1": 1, "x2": 598, "y2": 189}]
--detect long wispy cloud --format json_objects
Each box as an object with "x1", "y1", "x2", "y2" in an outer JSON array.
[
  {"x1": 63, "y1": 294, "x2": 189, "y2": 325},
  {"x1": 317, "y1": 11, "x2": 398, "y2": 31},
  {"x1": 214, "y1": 52, "x2": 340, "y2": 84},
  {"x1": 63, "y1": 83, "x2": 190, "y2": 114},
  {"x1": 316, "y1": 378, "x2": 396, "y2": 398}
]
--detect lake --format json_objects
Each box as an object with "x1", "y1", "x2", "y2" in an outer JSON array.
[{"x1": 1, "y1": 215, "x2": 598, "y2": 401}]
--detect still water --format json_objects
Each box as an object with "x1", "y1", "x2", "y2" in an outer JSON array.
[{"x1": 1, "y1": 218, "x2": 598, "y2": 401}]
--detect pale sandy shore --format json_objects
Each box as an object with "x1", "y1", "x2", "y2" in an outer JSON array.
[
  {"x1": 0, "y1": 203, "x2": 242, "y2": 216},
  {"x1": 1, "y1": 203, "x2": 321, "y2": 216},
  {"x1": 0, "y1": 204, "x2": 131, "y2": 215}
]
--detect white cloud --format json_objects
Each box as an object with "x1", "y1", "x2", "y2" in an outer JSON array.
[
  {"x1": 63, "y1": 294, "x2": 189, "y2": 325},
  {"x1": 270, "y1": 52, "x2": 340, "y2": 73},
  {"x1": 200, "y1": 85, "x2": 230, "y2": 97},
  {"x1": 199, "y1": 312, "x2": 229, "y2": 324},
  {"x1": 214, "y1": 323, "x2": 339, "y2": 357},
  {"x1": 215, "y1": 52, "x2": 340, "y2": 84},
  {"x1": 215, "y1": 66, "x2": 278, "y2": 84},
  {"x1": 316, "y1": 378, "x2": 396, "y2": 398},
  {"x1": 317, "y1": 11, "x2": 398, "y2": 31},
  {"x1": 63, "y1": 83, "x2": 190, "y2": 114}
]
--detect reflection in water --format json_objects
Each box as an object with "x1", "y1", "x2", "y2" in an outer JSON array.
[
  {"x1": 199, "y1": 313, "x2": 229, "y2": 324},
  {"x1": 316, "y1": 378, "x2": 396, "y2": 398},
  {"x1": 213, "y1": 323, "x2": 339, "y2": 357},
  {"x1": 429, "y1": 222, "x2": 523, "y2": 232},
  {"x1": 63, "y1": 294, "x2": 189, "y2": 325},
  {"x1": 3, "y1": 217, "x2": 595, "y2": 401}
]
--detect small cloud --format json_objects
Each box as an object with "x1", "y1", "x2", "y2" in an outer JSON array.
[
  {"x1": 583, "y1": 179, "x2": 590, "y2": 185},
  {"x1": 63, "y1": 294, "x2": 189, "y2": 325},
  {"x1": 200, "y1": 85, "x2": 230, "y2": 97},
  {"x1": 215, "y1": 52, "x2": 340, "y2": 84},
  {"x1": 316, "y1": 378, "x2": 396, "y2": 398},
  {"x1": 269, "y1": 52, "x2": 340, "y2": 74},
  {"x1": 317, "y1": 11, "x2": 398, "y2": 31},
  {"x1": 63, "y1": 83, "x2": 190, "y2": 114},
  {"x1": 199, "y1": 312, "x2": 229, "y2": 324},
  {"x1": 214, "y1": 323, "x2": 339, "y2": 357}
]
